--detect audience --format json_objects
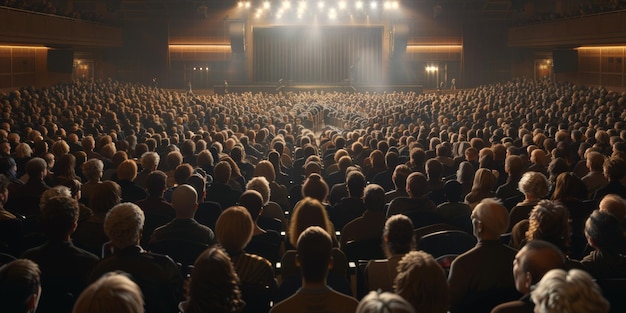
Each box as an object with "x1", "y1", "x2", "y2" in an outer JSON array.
[
  {"x1": 3, "y1": 77, "x2": 626, "y2": 312},
  {"x1": 357, "y1": 291, "x2": 415, "y2": 313}
]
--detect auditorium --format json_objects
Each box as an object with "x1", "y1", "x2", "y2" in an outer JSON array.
[{"x1": 0, "y1": 1, "x2": 625, "y2": 313}]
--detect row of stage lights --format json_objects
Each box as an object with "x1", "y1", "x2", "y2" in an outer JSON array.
[{"x1": 238, "y1": 1, "x2": 400, "y2": 20}]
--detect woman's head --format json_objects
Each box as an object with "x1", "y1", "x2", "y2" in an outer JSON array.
[
  {"x1": 382, "y1": 214, "x2": 415, "y2": 257},
  {"x1": 288, "y1": 197, "x2": 333, "y2": 247},
  {"x1": 518, "y1": 171, "x2": 549, "y2": 199},
  {"x1": 186, "y1": 247, "x2": 244, "y2": 313},
  {"x1": 394, "y1": 251, "x2": 448, "y2": 313},
  {"x1": 215, "y1": 206, "x2": 254, "y2": 253}
]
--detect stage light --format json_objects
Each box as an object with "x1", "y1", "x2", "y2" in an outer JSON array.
[
  {"x1": 282, "y1": 0, "x2": 291, "y2": 9},
  {"x1": 392, "y1": 1, "x2": 399, "y2": 9},
  {"x1": 370, "y1": 1, "x2": 377, "y2": 9},
  {"x1": 338, "y1": 1, "x2": 346, "y2": 9},
  {"x1": 355, "y1": 1, "x2": 363, "y2": 9},
  {"x1": 384, "y1": 1, "x2": 391, "y2": 9},
  {"x1": 193, "y1": 67, "x2": 197, "y2": 70},
  {"x1": 238, "y1": 1, "x2": 244, "y2": 8},
  {"x1": 318, "y1": 1, "x2": 325, "y2": 10},
  {"x1": 328, "y1": 8, "x2": 337, "y2": 19},
  {"x1": 245, "y1": 1, "x2": 251, "y2": 8},
  {"x1": 263, "y1": 1, "x2": 270, "y2": 9},
  {"x1": 299, "y1": 0, "x2": 306, "y2": 8}
]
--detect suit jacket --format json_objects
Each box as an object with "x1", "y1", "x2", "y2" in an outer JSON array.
[
  {"x1": 22, "y1": 240, "x2": 99, "y2": 313},
  {"x1": 89, "y1": 245, "x2": 183, "y2": 313},
  {"x1": 448, "y1": 240, "x2": 519, "y2": 313},
  {"x1": 491, "y1": 294, "x2": 534, "y2": 313}
]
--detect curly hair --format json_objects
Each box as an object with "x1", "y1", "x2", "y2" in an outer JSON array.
[
  {"x1": 526, "y1": 200, "x2": 571, "y2": 254},
  {"x1": 394, "y1": 251, "x2": 448, "y2": 313}
]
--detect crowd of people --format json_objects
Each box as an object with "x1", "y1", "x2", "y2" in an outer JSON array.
[{"x1": 0, "y1": 77, "x2": 625, "y2": 312}]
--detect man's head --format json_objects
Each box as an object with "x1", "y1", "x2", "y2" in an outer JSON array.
[
  {"x1": 0, "y1": 259, "x2": 41, "y2": 313},
  {"x1": 296, "y1": 226, "x2": 332, "y2": 284},
  {"x1": 104, "y1": 203, "x2": 145, "y2": 249},
  {"x1": 363, "y1": 184, "x2": 386, "y2": 212},
  {"x1": 406, "y1": 172, "x2": 428, "y2": 198},
  {"x1": 40, "y1": 196, "x2": 80, "y2": 241},
  {"x1": 238, "y1": 190, "x2": 264, "y2": 220},
  {"x1": 472, "y1": 198, "x2": 509, "y2": 240},
  {"x1": 171, "y1": 184, "x2": 198, "y2": 219},
  {"x1": 513, "y1": 240, "x2": 565, "y2": 294}
]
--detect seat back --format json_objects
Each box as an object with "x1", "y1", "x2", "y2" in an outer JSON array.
[
  {"x1": 597, "y1": 278, "x2": 626, "y2": 313},
  {"x1": 240, "y1": 284, "x2": 271, "y2": 313},
  {"x1": 414, "y1": 223, "x2": 462, "y2": 241},
  {"x1": 417, "y1": 230, "x2": 477, "y2": 258},
  {"x1": 148, "y1": 240, "x2": 210, "y2": 267},
  {"x1": 344, "y1": 237, "x2": 385, "y2": 262}
]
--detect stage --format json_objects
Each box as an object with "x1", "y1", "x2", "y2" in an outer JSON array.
[{"x1": 210, "y1": 83, "x2": 424, "y2": 95}]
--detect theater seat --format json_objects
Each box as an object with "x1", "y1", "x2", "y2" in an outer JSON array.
[{"x1": 417, "y1": 230, "x2": 477, "y2": 258}]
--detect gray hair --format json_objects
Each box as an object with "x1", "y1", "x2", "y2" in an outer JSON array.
[{"x1": 104, "y1": 203, "x2": 145, "y2": 249}]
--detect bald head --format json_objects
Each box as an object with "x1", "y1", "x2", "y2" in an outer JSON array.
[
  {"x1": 171, "y1": 184, "x2": 198, "y2": 218},
  {"x1": 472, "y1": 198, "x2": 509, "y2": 240},
  {"x1": 514, "y1": 240, "x2": 565, "y2": 294}
]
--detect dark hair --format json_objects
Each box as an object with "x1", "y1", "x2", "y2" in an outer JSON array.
[
  {"x1": 585, "y1": 210, "x2": 625, "y2": 252},
  {"x1": 0, "y1": 259, "x2": 41, "y2": 313},
  {"x1": 41, "y1": 196, "x2": 79, "y2": 240},
  {"x1": 297, "y1": 226, "x2": 332, "y2": 283},
  {"x1": 186, "y1": 247, "x2": 244, "y2": 313}
]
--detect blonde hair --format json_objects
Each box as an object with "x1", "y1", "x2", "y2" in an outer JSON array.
[
  {"x1": 73, "y1": 272, "x2": 144, "y2": 313},
  {"x1": 531, "y1": 269, "x2": 609, "y2": 313},
  {"x1": 254, "y1": 160, "x2": 276, "y2": 183},
  {"x1": 518, "y1": 171, "x2": 549, "y2": 199},
  {"x1": 215, "y1": 206, "x2": 254, "y2": 253}
]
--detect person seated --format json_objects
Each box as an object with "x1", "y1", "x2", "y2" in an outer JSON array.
[
  {"x1": 330, "y1": 170, "x2": 367, "y2": 231},
  {"x1": 341, "y1": 184, "x2": 387, "y2": 248},
  {"x1": 73, "y1": 272, "x2": 144, "y2": 313},
  {"x1": 581, "y1": 210, "x2": 626, "y2": 279},
  {"x1": 0, "y1": 259, "x2": 41, "y2": 313},
  {"x1": 89, "y1": 203, "x2": 183, "y2": 313},
  {"x1": 394, "y1": 251, "x2": 448, "y2": 313},
  {"x1": 21, "y1": 196, "x2": 99, "y2": 313},
  {"x1": 150, "y1": 184, "x2": 215, "y2": 246},
  {"x1": 437, "y1": 180, "x2": 472, "y2": 233},
  {"x1": 384, "y1": 164, "x2": 411, "y2": 204},
  {"x1": 178, "y1": 247, "x2": 245, "y2": 313},
  {"x1": 387, "y1": 172, "x2": 440, "y2": 229},
  {"x1": 205, "y1": 161, "x2": 241, "y2": 209},
  {"x1": 215, "y1": 206, "x2": 277, "y2": 291},
  {"x1": 509, "y1": 171, "x2": 549, "y2": 232},
  {"x1": 73, "y1": 181, "x2": 122, "y2": 256},
  {"x1": 491, "y1": 240, "x2": 566, "y2": 313},
  {"x1": 365, "y1": 214, "x2": 415, "y2": 292},
  {"x1": 448, "y1": 198, "x2": 519, "y2": 313},
  {"x1": 135, "y1": 171, "x2": 176, "y2": 246},
  {"x1": 185, "y1": 173, "x2": 223, "y2": 230},
  {"x1": 115, "y1": 160, "x2": 147, "y2": 203},
  {"x1": 239, "y1": 190, "x2": 283, "y2": 265},
  {"x1": 495, "y1": 155, "x2": 525, "y2": 204},
  {"x1": 594, "y1": 156, "x2": 626, "y2": 200},
  {"x1": 0, "y1": 173, "x2": 23, "y2": 256},
  {"x1": 581, "y1": 151, "x2": 608, "y2": 198},
  {"x1": 530, "y1": 269, "x2": 609, "y2": 313},
  {"x1": 6, "y1": 157, "x2": 50, "y2": 218},
  {"x1": 270, "y1": 226, "x2": 359, "y2": 313},
  {"x1": 356, "y1": 290, "x2": 415, "y2": 313}
]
